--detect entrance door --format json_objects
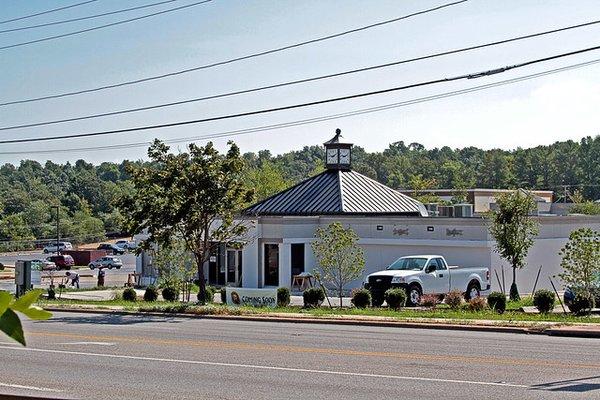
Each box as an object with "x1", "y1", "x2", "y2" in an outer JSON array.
[
  {"x1": 264, "y1": 244, "x2": 279, "y2": 286},
  {"x1": 226, "y1": 249, "x2": 242, "y2": 286},
  {"x1": 291, "y1": 243, "x2": 305, "y2": 280}
]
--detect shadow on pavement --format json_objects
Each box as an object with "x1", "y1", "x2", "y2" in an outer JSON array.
[
  {"x1": 33, "y1": 313, "x2": 184, "y2": 326},
  {"x1": 531, "y1": 376, "x2": 600, "y2": 393}
]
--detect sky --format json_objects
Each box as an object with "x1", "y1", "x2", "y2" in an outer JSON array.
[{"x1": 0, "y1": 0, "x2": 599, "y2": 165}]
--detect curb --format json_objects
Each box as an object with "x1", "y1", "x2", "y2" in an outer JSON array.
[
  {"x1": 545, "y1": 328, "x2": 600, "y2": 339},
  {"x1": 44, "y1": 306, "x2": 549, "y2": 335}
]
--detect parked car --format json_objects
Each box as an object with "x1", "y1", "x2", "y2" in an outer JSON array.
[
  {"x1": 97, "y1": 243, "x2": 125, "y2": 255},
  {"x1": 564, "y1": 273, "x2": 600, "y2": 312},
  {"x1": 364, "y1": 255, "x2": 490, "y2": 307},
  {"x1": 46, "y1": 254, "x2": 75, "y2": 270},
  {"x1": 88, "y1": 256, "x2": 123, "y2": 270},
  {"x1": 115, "y1": 240, "x2": 136, "y2": 250},
  {"x1": 30, "y1": 259, "x2": 57, "y2": 271},
  {"x1": 42, "y1": 241, "x2": 73, "y2": 254}
]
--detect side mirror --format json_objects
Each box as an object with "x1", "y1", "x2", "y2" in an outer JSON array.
[{"x1": 425, "y1": 265, "x2": 435, "y2": 274}]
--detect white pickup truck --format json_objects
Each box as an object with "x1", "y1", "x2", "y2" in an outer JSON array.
[{"x1": 364, "y1": 255, "x2": 490, "y2": 307}]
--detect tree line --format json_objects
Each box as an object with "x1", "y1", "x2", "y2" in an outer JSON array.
[{"x1": 1, "y1": 134, "x2": 599, "y2": 251}]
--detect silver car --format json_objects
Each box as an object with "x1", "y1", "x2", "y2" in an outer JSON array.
[{"x1": 88, "y1": 256, "x2": 123, "y2": 270}]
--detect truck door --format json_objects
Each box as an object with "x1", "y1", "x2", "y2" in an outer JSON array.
[{"x1": 424, "y1": 258, "x2": 450, "y2": 294}]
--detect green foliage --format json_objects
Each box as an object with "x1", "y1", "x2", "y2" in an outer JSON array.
[
  {"x1": 122, "y1": 288, "x2": 137, "y2": 302},
  {"x1": 559, "y1": 228, "x2": 600, "y2": 307},
  {"x1": 244, "y1": 161, "x2": 290, "y2": 202},
  {"x1": 161, "y1": 286, "x2": 179, "y2": 302},
  {"x1": 220, "y1": 287, "x2": 226, "y2": 304},
  {"x1": 351, "y1": 288, "x2": 371, "y2": 309},
  {"x1": 143, "y1": 286, "x2": 159, "y2": 302},
  {"x1": 488, "y1": 191, "x2": 539, "y2": 300},
  {"x1": 420, "y1": 294, "x2": 439, "y2": 308},
  {"x1": 303, "y1": 287, "x2": 325, "y2": 308},
  {"x1": 468, "y1": 296, "x2": 487, "y2": 312},
  {"x1": 384, "y1": 288, "x2": 406, "y2": 310},
  {"x1": 198, "y1": 286, "x2": 216, "y2": 304},
  {"x1": 312, "y1": 222, "x2": 365, "y2": 308},
  {"x1": 570, "y1": 201, "x2": 600, "y2": 215},
  {"x1": 152, "y1": 240, "x2": 195, "y2": 290},
  {"x1": 487, "y1": 292, "x2": 507, "y2": 314},
  {"x1": 444, "y1": 289, "x2": 463, "y2": 310},
  {"x1": 0, "y1": 289, "x2": 51, "y2": 346},
  {"x1": 533, "y1": 289, "x2": 555, "y2": 313},
  {"x1": 119, "y1": 139, "x2": 254, "y2": 305},
  {"x1": 568, "y1": 292, "x2": 596, "y2": 315},
  {"x1": 277, "y1": 287, "x2": 291, "y2": 307}
]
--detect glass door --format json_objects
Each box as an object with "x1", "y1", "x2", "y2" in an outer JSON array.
[{"x1": 263, "y1": 244, "x2": 279, "y2": 286}]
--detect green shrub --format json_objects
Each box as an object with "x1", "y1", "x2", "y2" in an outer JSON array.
[
  {"x1": 468, "y1": 296, "x2": 487, "y2": 312},
  {"x1": 123, "y1": 288, "x2": 137, "y2": 302},
  {"x1": 47, "y1": 287, "x2": 56, "y2": 300},
  {"x1": 303, "y1": 287, "x2": 325, "y2": 308},
  {"x1": 487, "y1": 291, "x2": 506, "y2": 314},
  {"x1": 162, "y1": 286, "x2": 179, "y2": 302},
  {"x1": 384, "y1": 288, "x2": 406, "y2": 310},
  {"x1": 420, "y1": 294, "x2": 439, "y2": 308},
  {"x1": 220, "y1": 287, "x2": 226, "y2": 304},
  {"x1": 568, "y1": 293, "x2": 595, "y2": 315},
  {"x1": 277, "y1": 287, "x2": 291, "y2": 307},
  {"x1": 143, "y1": 285, "x2": 159, "y2": 302},
  {"x1": 0, "y1": 262, "x2": 4, "y2": 271},
  {"x1": 533, "y1": 289, "x2": 556, "y2": 313},
  {"x1": 198, "y1": 286, "x2": 216, "y2": 303},
  {"x1": 351, "y1": 288, "x2": 371, "y2": 308},
  {"x1": 444, "y1": 289, "x2": 463, "y2": 310}
]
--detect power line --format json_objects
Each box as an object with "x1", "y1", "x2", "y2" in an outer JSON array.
[
  {"x1": 0, "y1": 0, "x2": 178, "y2": 34},
  {"x1": 0, "y1": 0, "x2": 97, "y2": 25},
  {"x1": 0, "y1": 0, "x2": 468, "y2": 106},
  {"x1": 1, "y1": 57, "x2": 598, "y2": 156},
  {"x1": 3, "y1": 19, "x2": 600, "y2": 131},
  {"x1": 0, "y1": 0, "x2": 213, "y2": 51},
  {"x1": 1, "y1": 45, "x2": 599, "y2": 145}
]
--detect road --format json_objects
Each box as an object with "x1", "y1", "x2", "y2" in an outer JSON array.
[
  {"x1": 0, "y1": 312, "x2": 599, "y2": 399},
  {"x1": 0, "y1": 253, "x2": 137, "y2": 292}
]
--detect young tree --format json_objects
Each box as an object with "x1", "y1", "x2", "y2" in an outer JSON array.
[
  {"x1": 488, "y1": 191, "x2": 539, "y2": 300},
  {"x1": 559, "y1": 228, "x2": 600, "y2": 310},
  {"x1": 311, "y1": 222, "x2": 365, "y2": 308},
  {"x1": 152, "y1": 240, "x2": 196, "y2": 302},
  {"x1": 120, "y1": 139, "x2": 254, "y2": 304}
]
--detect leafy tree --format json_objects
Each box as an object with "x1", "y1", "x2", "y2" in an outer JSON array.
[
  {"x1": 488, "y1": 191, "x2": 539, "y2": 300},
  {"x1": 245, "y1": 161, "x2": 289, "y2": 201},
  {"x1": 311, "y1": 222, "x2": 365, "y2": 307},
  {"x1": 120, "y1": 139, "x2": 254, "y2": 303},
  {"x1": 152, "y1": 240, "x2": 196, "y2": 302},
  {"x1": 559, "y1": 228, "x2": 600, "y2": 311},
  {"x1": 0, "y1": 214, "x2": 35, "y2": 252},
  {"x1": 0, "y1": 290, "x2": 51, "y2": 345}
]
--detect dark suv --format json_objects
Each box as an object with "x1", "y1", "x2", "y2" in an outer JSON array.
[
  {"x1": 97, "y1": 243, "x2": 125, "y2": 255},
  {"x1": 47, "y1": 254, "x2": 75, "y2": 270}
]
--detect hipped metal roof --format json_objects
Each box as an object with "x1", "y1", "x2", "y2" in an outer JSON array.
[{"x1": 244, "y1": 169, "x2": 428, "y2": 217}]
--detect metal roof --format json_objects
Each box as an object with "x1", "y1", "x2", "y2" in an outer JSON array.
[{"x1": 244, "y1": 169, "x2": 427, "y2": 216}]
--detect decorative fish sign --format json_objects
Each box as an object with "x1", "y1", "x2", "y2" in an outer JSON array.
[
  {"x1": 446, "y1": 228, "x2": 463, "y2": 237},
  {"x1": 393, "y1": 227, "x2": 409, "y2": 236}
]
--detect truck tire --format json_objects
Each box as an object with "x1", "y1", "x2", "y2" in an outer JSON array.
[
  {"x1": 406, "y1": 284, "x2": 422, "y2": 307},
  {"x1": 465, "y1": 281, "x2": 481, "y2": 300}
]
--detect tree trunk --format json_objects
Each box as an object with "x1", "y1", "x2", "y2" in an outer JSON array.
[
  {"x1": 339, "y1": 294, "x2": 343, "y2": 309},
  {"x1": 195, "y1": 253, "x2": 206, "y2": 305}
]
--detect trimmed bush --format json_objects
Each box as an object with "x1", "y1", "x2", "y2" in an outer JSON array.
[
  {"x1": 533, "y1": 289, "x2": 556, "y2": 314},
  {"x1": 0, "y1": 262, "x2": 4, "y2": 271},
  {"x1": 568, "y1": 293, "x2": 595, "y2": 315},
  {"x1": 468, "y1": 296, "x2": 487, "y2": 312},
  {"x1": 420, "y1": 294, "x2": 439, "y2": 308},
  {"x1": 162, "y1": 286, "x2": 179, "y2": 302},
  {"x1": 123, "y1": 287, "x2": 137, "y2": 302},
  {"x1": 487, "y1": 291, "x2": 506, "y2": 314},
  {"x1": 351, "y1": 288, "x2": 371, "y2": 309},
  {"x1": 444, "y1": 289, "x2": 463, "y2": 310},
  {"x1": 143, "y1": 285, "x2": 159, "y2": 302},
  {"x1": 384, "y1": 288, "x2": 406, "y2": 310},
  {"x1": 303, "y1": 287, "x2": 325, "y2": 308},
  {"x1": 277, "y1": 287, "x2": 291, "y2": 307},
  {"x1": 220, "y1": 287, "x2": 226, "y2": 304},
  {"x1": 198, "y1": 286, "x2": 216, "y2": 303}
]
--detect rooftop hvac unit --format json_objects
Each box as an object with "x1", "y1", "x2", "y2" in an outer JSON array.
[
  {"x1": 454, "y1": 204, "x2": 473, "y2": 218},
  {"x1": 424, "y1": 203, "x2": 439, "y2": 217},
  {"x1": 438, "y1": 205, "x2": 454, "y2": 217}
]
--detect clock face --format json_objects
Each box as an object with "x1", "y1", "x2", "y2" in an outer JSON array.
[
  {"x1": 327, "y1": 148, "x2": 338, "y2": 164},
  {"x1": 339, "y1": 148, "x2": 350, "y2": 164}
]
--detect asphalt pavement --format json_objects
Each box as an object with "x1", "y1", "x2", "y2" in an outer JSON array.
[{"x1": 0, "y1": 311, "x2": 599, "y2": 399}]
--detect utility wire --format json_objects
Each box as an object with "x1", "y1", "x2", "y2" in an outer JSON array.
[
  {"x1": 0, "y1": 0, "x2": 213, "y2": 51},
  {"x1": 0, "y1": 0, "x2": 468, "y2": 106},
  {"x1": 0, "y1": 0, "x2": 178, "y2": 34},
  {"x1": 0, "y1": 0, "x2": 97, "y2": 25},
  {"x1": 3, "y1": 19, "x2": 600, "y2": 130},
  {"x1": 1, "y1": 44, "x2": 599, "y2": 145},
  {"x1": 1, "y1": 57, "x2": 598, "y2": 155}
]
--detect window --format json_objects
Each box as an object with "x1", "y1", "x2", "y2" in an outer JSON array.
[
  {"x1": 435, "y1": 258, "x2": 447, "y2": 270},
  {"x1": 264, "y1": 244, "x2": 279, "y2": 286},
  {"x1": 291, "y1": 243, "x2": 305, "y2": 278}
]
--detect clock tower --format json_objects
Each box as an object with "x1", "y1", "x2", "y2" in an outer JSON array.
[{"x1": 324, "y1": 128, "x2": 352, "y2": 170}]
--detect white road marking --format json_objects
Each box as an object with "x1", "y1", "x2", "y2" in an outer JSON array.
[
  {"x1": 0, "y1": 341, "x2": 20, "y2": 346},
  {"x1": 0, "y1": 382, "x2": 61, "y2": 392},
  {"x1": 56, "y1": 341, "x2": 116, "y2": 346},
  {"x1": 0, "y1": 345, "x2": 527, "y2": 389}
]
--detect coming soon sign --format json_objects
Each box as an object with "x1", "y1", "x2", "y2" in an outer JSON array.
[{"x1": 225, "y1": 287, "x2": 277, "y2": 308}]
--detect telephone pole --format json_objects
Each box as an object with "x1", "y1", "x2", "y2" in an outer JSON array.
[{"x1": 52, "y1": 205, "x2": 59, "y2": 255}]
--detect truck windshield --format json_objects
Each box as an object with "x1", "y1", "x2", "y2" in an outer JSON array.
[{"x1": 387, "y1": 257, "x2": 428, "y2": 270}]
